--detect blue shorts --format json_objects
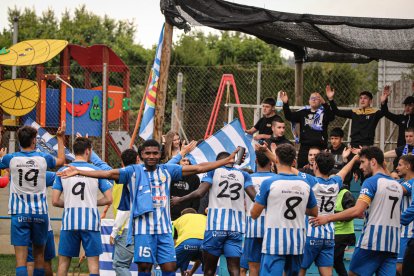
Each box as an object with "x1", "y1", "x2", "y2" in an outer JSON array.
[
  {"x1": 301, "y1": 238, "x2": 334, "y2": 268},
  {"x1": 398, "y1": 237, "x2": 409, "y2": 263},
  {"x1": 134, "y1": 233, "x2": 176, "y2": 265},
  {"x1": 260, "y1": 254, "x2": 302, "y2": 276},
  {"x1": 243, "y1": 237, "x2": 263, "y2": 263},
  {"x1": 11, "y1": 214, "x2": 49, "y2": 246},
  {"x1": 58, "y1": 230, "x2": 103, "y2": 257},
  {"x1": 202, "y1": 230, "x2": 243, "y2": 257},
  {"x1": 175, "y1": 238, "x2": 203, "y2": 272},
  {"x1": 240, "y1": 249, "x2": 249, "y2": 269},
  {"x1": 27, "y1": 230, "x2": 56, "y2": 262},
  {"x1": 349, "y1": 247, "x2": 397, "y2": 276}
]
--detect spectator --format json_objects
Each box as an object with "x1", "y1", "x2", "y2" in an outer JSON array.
[
  {"x1": 380, "y1": 86, "x2": 414, "y2": 147},
  {"x1": 170, "y1": 157, "x2": 201, "y2": 220},
  {"x1": 299, "y1": 147, "x2": 321, "y2": 176},
  {"x1": 266, "y1": 116, "x2": 293, "y2": 147},
  {"x1": 384, "y1": 128, "x2": 414, "y2": 168},
  {"x1": 333, "y1": 186, "x2": 356, "y2": 276},
  {"x1": 326, "y1": 85, "x2": 387, "y2": 148},
  {"x1": 281, "y1": 90, "x2": 334, "y2": 168},
  {"x1": 163, "y1": 131, "x2": 182, "y2": 163},
  {"x1": 245, "y1": 97, "x2": 282, "y2": 141}
]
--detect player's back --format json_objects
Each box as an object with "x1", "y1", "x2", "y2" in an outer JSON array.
[
  {"x1": 205, "y1": 167, "x2": 251, "y2": 232},
  {"x1": 260, "y1": 173, "x2": 313, "y2": 255},
  {"x1": 4, "y1": 151, "x2": 55, "y2": 215},
  {"x1": 305, "y1": 174, "x2": 342, "y2": 239},
  {"x1": 400, "y1": 178, "x2": 414, "y2": 239},
  {"x1": 57, "y1": 161, "x2": 106, "y2": 231},
  {"x1": 245, "y1": 171, "x2": 274, "y2": 238},
  {"x1": 358, "y1": 173, "x2": 403, "y2": 253}
]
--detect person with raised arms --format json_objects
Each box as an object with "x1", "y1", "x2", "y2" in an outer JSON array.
[{"x1": 57, "y1": 139, "x2": 241, "y2": 276}]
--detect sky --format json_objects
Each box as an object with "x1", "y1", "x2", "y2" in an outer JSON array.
[{"x1": 1, "y1": 0, "x2": 414, "y2": 55}]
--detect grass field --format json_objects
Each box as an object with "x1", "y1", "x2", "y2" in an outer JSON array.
[{"x1": 0, "y1": 255, "x2": 90, "y2": 275}]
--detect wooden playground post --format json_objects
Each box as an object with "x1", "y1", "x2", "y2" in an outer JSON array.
[{"x1": 153, "y1": 22, "x2": 173, "y2": 143}]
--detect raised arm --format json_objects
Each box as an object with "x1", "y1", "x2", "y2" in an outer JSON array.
[
  {"x1": 281, "y1": 91, "x2": 300, "y2": 122},
  {"x1": 57, "y1": 166, "x2": 121, "y2": 181},
  {"x1": 337, "y1": 154, "x2": 359, "y2": 181},
  {"x1": 167, "y1": 140, "x2": 197, "y2": 164},
  {"x1": 384, "y1": 150, "x2": 398, "y2": 159},
  {"x1": 171, "y1": 182, "x2": 210, "y2": 206},
  {"x1": 326, "y1": 85, "x2": 353, "y2": 118},
  {"x1": 55, "y1": 121, "x2": 66, "y2": 167},
  {"x1": 181, "y1": 147, "x2": 239, "y2": 176}
]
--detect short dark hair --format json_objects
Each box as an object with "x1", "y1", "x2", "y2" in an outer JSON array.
[
  {"x1": 359, "y1": 146, "x2": 384, "y2": 166},
  {"x1": 216, "y1": 151, "x2": 230, "y2": 161},
  {"x1": 141, "y1": 139, "x2": 161, "y2": 151},
  {"x1": 400, "y1": 155, "x2": 414, "y2": 172},
  {"x1": 315, "y1": 152, "x2": 335, "y2": 175},
  {"x1": 181, "y1": 208, "x2": 197, "y2": 215},
  {"x1": 276, "y1": 144, "x2": 296, "y2": 166},
  {"x1": 330, "y1": 127, "x2": 344, "y2": 138},
  {"x1": 73, "y1": 137, "x2": 92, "y2": 155},
  {"x1": 121, "y1": 149, "x2": 138, "y2": 166},
  {"x1": 262, "y1": 97, "x2": 276, "y2": 106},
  {"x1": 405, "y1": 127, "x2": 414, "y2": 133},
  {"x1": 256, "y1": 151, "x2": 270, "y2": 168},
  {"x1": 359, "y1": 91, "x2": 373, "y2": 100},
  {"x1": 17, "y1": 126, "x2": 37, "y2": 148},
  {"x1": 271, "y1": 116, "x2": 285, "y2": 126}
]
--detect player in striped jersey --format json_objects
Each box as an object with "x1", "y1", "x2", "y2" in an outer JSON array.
[
  {"x1": 251, "y1": 143, "x2": 318, "y2": 275},
  {"x1": 243, "y1": 151, "x2": 274, "y2": 276},
  {"x1": 395, "y1": 155, "x2": 414, "y2": 275},
  {"x1": 0, "y1": 124, "x2": 66, "y2": 276},
  {"x1": 58, "y1": 139, "x2": 240, "y2": 276},
  {"x1": 311, "y1": 146, "x2": 403, "y2": 276},
  {"x1": 172, "y1": 151, "x2": 256, "y2": 276},
  {"x1": 52, "y1": 137, "x2": 113, "y2": 276},
  {"x1": 299, "y1": 152, "x2": 359, "y2": 276}
]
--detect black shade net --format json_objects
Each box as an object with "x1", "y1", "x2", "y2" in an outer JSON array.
[{"x1": 161, "y1": 0, "x2": 414, "y2": 63}]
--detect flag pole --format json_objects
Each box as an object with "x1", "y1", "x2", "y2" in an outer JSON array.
[
  {"x1": 129, "y1": 72, "x2": 152, "y2": 148},
  {"x1": 153, "y1": 22, "x2": 173, "y2": 142}
]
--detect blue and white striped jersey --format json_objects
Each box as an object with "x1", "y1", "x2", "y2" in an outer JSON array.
[
  {"x1": 305, "y1": 174, "x2": 342, "y2": 240},
  {"x1": 255, "y1": 173, "x2": 317, "y2": 255},
  {"x1": 118, "y1": 163, "x2": 182, "y2": 235},
  {"x1": 203, "y1": 166, "x2": 253, "y2": 233},
  {"x1": 400, "y1": 178, "x2": 414, "y2": 238},
  {"x1": 357, "y1": 173, "x2": 402, "y2": 253},
  {"x1": 1, "y1": 151, "x2": 56, "y2": 215},
  {"x1": 245, "y1": 171, "x2": 274, "y2": 238},
  {"x1": 53, "y1": 161, "x2": 111, "y2": 231}
]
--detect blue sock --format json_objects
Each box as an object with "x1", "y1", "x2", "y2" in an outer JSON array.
[
  {"x1": 33, "y1": 268, "x2": 45, "y2": 276},
  {"x1": 161, "y1": 272, "x2": 175, "y2": 276},
  {"x1": 16, "y1": 266, "x2": 28, "y2": 276},
  {"x1": 138, "y1": 273, "x2": 151, "y2": 276}
]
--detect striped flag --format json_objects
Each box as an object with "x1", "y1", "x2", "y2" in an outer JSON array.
[
  {"x1": 187, "y1": 119, "x2": 256, "y2": 171},
  {"x1": 139, "y1": 24, "x2": 165, "y2": 140},
  {"x1": 24, "y1": 118, "x2": 75, "y2": 161}
]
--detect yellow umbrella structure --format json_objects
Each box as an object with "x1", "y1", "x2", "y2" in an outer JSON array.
[
  {"x1": 0, "y1": 78, "x2": 39, "y2": 116},
  {"x1": 0, "y1": 39, "x2": 68, "y2": 66}
]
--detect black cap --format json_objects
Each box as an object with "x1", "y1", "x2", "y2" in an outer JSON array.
[{"x1": 403, "y1": 96, "x2": 414, "y2": 105}]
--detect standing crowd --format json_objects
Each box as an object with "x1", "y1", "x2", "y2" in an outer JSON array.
[{"x1": 2, "y1": 84, "x2": 414, "y2": 276}]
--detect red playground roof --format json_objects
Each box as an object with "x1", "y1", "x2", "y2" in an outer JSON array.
[{"x1": 68, "y1": 44, "x2": 128, "y2": 73}]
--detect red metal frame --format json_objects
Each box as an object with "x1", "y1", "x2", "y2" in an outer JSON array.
[{"x1": 204, "y1": 74, "x2": 246, "y2": 139}]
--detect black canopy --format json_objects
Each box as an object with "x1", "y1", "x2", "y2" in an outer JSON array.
[{"x1": 161, "y1": 0, "x2": 414, "y2": 63}]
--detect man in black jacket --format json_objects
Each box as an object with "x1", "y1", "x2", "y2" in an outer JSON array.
[
  {"x1": 281, "y1": 90, "x2": 334, "y2": 168},
  {"x1": 266, "y1": 116, "x2": 293, "y2": 147},
  {"x1": 326, "y1": 85, "x2": 387, "y2": 148},
  {"x1": 381, "y1": 90, "x2": 414, "y2": 147}
]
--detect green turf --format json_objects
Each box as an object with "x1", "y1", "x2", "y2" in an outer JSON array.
[{"x1": 0, "y1": 255, "x2": 90, "y2": 275}]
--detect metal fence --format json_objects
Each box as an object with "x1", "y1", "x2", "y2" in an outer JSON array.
[{"x1": 0, "y1": 61, "x2": 413, "y2": 167}]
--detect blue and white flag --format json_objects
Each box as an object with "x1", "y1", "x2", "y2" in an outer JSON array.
[
  {"x1": 24, "y1": 118, "x2": 75, "y2": 161},
  {"x1": 139, "y1": 24, "x2": 165, "y2": 140},
  {"x1": 187, "y1": 119, "x2": 256, "y2": 171}
]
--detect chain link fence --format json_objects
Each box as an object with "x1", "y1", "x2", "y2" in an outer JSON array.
[{"x1": 0, "y1": 61, "x2": 413, "y2": 167}]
